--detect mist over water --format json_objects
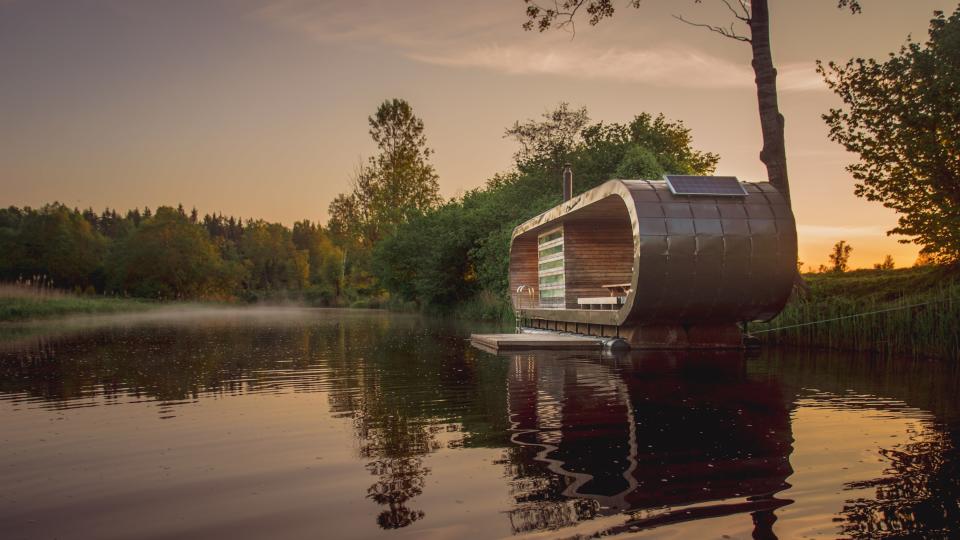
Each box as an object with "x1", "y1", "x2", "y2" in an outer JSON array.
[{"x1": 0, "y1": 308, "x2": 957, "y2": 539}]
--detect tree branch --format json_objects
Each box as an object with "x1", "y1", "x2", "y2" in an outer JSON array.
[
  {"x1": 720, "y1": 0, "x2": 750, "y2": 22},
  {"x1": 672, "y1": 13, "x2": 751, "y2": 42},
  {"x1": 524, "y1": 0, "x2": 587, "y2": 34}
]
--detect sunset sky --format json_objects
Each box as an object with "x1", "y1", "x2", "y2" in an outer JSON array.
[{"x1": 1, "y1": 0, "x2": 952, "y2": 268}]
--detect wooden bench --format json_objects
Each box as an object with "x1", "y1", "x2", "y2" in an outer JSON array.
[
  {"x1": 602, "y1": 283, "x2": 632, "y2": 297},
  {"x1": 577, "y1": 296, "x2": 624, "y2": 310}
]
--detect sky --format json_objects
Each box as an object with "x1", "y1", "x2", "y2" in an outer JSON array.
[{"x1": 0, "y1": 0, "x2": 952, "y2": 269}]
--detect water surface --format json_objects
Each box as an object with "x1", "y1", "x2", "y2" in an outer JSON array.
[{"x1": 1, "y1": 308, "x2": 957, "y2": 539}]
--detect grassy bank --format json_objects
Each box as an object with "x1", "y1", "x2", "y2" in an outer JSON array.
[
  {"x1": 0, "y1": 285, "x2": 157, "y2": 322},
  {"x1": 754, "y1": 266, "x2": 960, "y2": 358}
]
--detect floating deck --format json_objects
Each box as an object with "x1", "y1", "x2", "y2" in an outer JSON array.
[{"x1": 470, "y1": 332, "x2": 604, "y2": 353}]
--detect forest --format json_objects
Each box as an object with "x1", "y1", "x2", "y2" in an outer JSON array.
[{"x1": 0, "y1": 204, "x2": 342, "y2": 304}]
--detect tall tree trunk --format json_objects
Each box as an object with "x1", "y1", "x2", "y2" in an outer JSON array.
[
  {"x1": 750, "y1": 0, "x2": 808, "y2": 294},
  {"x1": 749, "y1": 0, "x2": 790, "y2": 202}
]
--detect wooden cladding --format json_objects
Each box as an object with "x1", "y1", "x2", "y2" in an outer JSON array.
[{"x1": 563, "y1": 212, "x2": 633, "y2": 310}]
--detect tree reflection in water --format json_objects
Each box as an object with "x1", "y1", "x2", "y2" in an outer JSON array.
[
  {"x1": 841, "y1": 428, "x2": 959, "y2": 538},
  {"x1": 365, "y1": 457, "x2": 428, "y2": 529},
  {"x1": 1, "y1": 312, "x2": 959, "y2": 537},
  {"x1": 354, "y1": 399, "x2": 438, "y2": 530}
]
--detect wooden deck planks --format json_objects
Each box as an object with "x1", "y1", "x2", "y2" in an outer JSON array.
[{"x1": 470, "y1": 333, "x2": 604, "y2": 352}]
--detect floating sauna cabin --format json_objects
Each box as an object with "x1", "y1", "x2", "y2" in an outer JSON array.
[{"x1": 508, "y1": 174, "x2": 797, "y2": 348}]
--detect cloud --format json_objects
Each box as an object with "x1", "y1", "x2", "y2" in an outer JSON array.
[
  {"x1": 410, "y1": 44, "x2": 824, "y2": 92},
  {"x1": 251, "y1": 1, "x2": 825, "y2": 92},
  {"x1": 250, "y1": 0, "x2": 512, "y2": 49}
]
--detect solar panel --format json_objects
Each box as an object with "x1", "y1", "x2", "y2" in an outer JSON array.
[{"x1": 665, "y1": 175, "x2": 748, "y2": 197}]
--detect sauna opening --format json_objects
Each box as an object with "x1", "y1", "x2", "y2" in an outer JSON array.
[{"x1": 509, "y1": 194, "x2": 635, "y2": 312}]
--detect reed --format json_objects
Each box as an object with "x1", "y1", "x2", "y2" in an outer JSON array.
[
  {"x1": 449, "y1": 289, "x2": 514, "y2": 322},
  {"x1": 753, "y1": 266, "x2": 960, "y2": 359},
  {"x1": 0, "y1": 281, "x2": 155, "y2": 322}
]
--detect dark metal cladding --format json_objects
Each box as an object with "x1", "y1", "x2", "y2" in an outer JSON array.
[{"x1": 508, "y1": 179, "x2": 797, "y2": 328}]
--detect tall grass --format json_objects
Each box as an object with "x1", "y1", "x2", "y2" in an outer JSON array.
[
  {"x1": 0, "y1": 281, "x2": 156, "y2": 322},
  {"x1": 450, "y1": 289, "x2": 514, "y2": 322},
  {"x1": 753, "y1": 266, "x2": 960, "y2": 359}
]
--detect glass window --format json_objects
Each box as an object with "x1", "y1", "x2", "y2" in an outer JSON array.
[
  {"x1": 540, "y1": 288, "x2": 565, "y2": 298},
  {"x1": 538, "y1": 244, "x2": 563, "y2": 257},
  {"x1": 539, "y1": 274, "x2": 564, "y2": 286},
  {"x1": 538, "y1": 259, "x2": 564, "y2": 271},
  {"x1": 538, "y1": 230, "x2": 563, "y2": 245}
]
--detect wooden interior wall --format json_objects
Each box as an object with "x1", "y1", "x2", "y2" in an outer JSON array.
[
  {"x1": 508, "y1": 234, "x2": 539, "y2": 309},
  {"x1": 563, "y1": 214, "x2": 634, "y2": 309}
]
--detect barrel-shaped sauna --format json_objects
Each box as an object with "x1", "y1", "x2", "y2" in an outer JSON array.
[{"x1": 508, "y1": 176, "x2": 797, "y2": 348}]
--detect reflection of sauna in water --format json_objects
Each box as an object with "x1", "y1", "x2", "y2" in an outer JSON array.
[{"x1": 505, "y1": 352, "x2": 795, "y2": 534}]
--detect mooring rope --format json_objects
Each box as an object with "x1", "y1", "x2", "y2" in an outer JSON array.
[{"x1": 751, "y1": 297, "x2": 952, "y2": 334}]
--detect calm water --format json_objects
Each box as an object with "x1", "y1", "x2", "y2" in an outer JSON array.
[{"x1": 1, "y1": 308, "x2": 958, "y2": 539}]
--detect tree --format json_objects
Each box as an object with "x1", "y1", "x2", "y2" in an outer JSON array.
[
  {"x1": 239, "y1": 220, "x2": 309, "y2": 291},
  {"x1": 328, "y1": 99, "x2": 442, "y2": 249},
  {"x1": 506, "y1": 104, "x2": 718, "y2": 187},
  {"x1": 873, "y1": 255, "x2": 895, "y2": 270},
  {"x1": 819, "y1": 8, "x2": 960, "y2": 264},
  {"x1": 292, "y1": 220, "x2": 345, "y2": 299},
  {"x1": 0, "y1": 204, "x2": 107, "y2": 290},
  {"x1": 828, "y1": 240, "x2": 853, "y2": 273},
  {"x1": 522, "y1": 0, "x2": 863, "y2": 202},
  {"x1": 505, "y1": 102, "x2": 590, "y2": 175},
  {"x1": 108, "y1": 207, "x2": 239, "y2": 299}
]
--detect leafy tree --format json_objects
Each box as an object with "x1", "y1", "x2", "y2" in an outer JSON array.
[
  {"x1": 0, "y1": 204, "x2": 107, "y2": 290},
  {"x1": 521, "y1": 0, "x2": 863, "y2": 202},
  {"x1": 374, "y1": 204, "x2": 478, "y2": 307},
  {"x1": 239, "y1": 220, "x2": 309, "y2": 291},
  {"x1": 874, "y1": 255, "x2": 895, "y2": 270},
  {"x1": 819, "y1": 8, "x2": 960, "y2": 264},
  {"x1": 829, "y1": 240, "x2": 853, "y2": 273},
  {"x1": 576, "y1": 112, "x2": 719, "y2": 185},
  {"x1": 504, "y1": 102, "x2": 590, "y2": 175},
  {"x1": 328, "y1": 99, "x2": 442, "y2": 249},
  {"x1": 915, "y1": 253, "x2": 937, "y2": 267},
  {"x1": 108, "y1": 207, "x2": 239, "y2": 298},
  {"x1": 293, "y1": 220, "x2": 345, "y2": 300}
]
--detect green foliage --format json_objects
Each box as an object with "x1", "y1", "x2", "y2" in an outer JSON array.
[
  {"x1": 504, "y1": 102, "x2": 590, "y2": 175},
  {"x1": 107, "y1": 207, "x2": 239, "y2": 299},
  {"x1": 327, "y1": 99, "x2": 442, "y2": 297},
  {"x1": 819, "y1": 7, "x2": 960, "y2": 263},
  {"x1": 328, "y1": 99, "x2": 441, "y2": 249},
  {"x1": 1, "y1": 203, "x2": 347, "y2": 304},
  {"x1": 373, "y1": 105, "x2": 718, "y2": 315},
  {"x1": 0, "y1": 204, "x2": 107, "y2": 290},
  {"x1": 293, "y1": 220, "x2": 345, "y2": 301},
  {"x1": 239, "y1": 221, "x2": 309, "y2": 291}
]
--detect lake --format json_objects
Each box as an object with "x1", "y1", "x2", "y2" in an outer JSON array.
[{"x1": 1, "y1": 308, "x2": 957, "y2": 539}]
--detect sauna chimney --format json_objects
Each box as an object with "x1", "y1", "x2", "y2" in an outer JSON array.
[{"x1": 562, "y1": 163, "x2": 573, "y2": 202}]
